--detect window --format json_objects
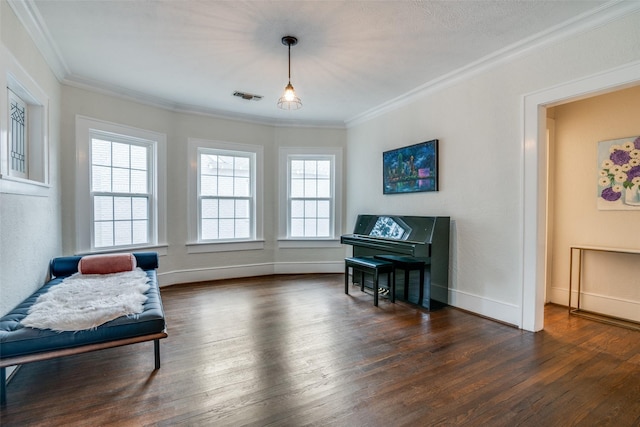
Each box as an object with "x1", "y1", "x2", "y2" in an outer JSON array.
[
  {"x1": 279, "y1": 147, "x2": 342, "y2": 247},
  {"x1": 91, "y1": 136, "x2": 151, "y2": 248},
  {"x1": 199, "y1": 149, "x2": 253, "y2": 240},
  {"x1": 187, "y1": 138, "x2": 263, "y2": 253},
  {"x1": 76, "y1": 116, "x2": 167, "y2": 254},
  {"x1": 289, "y1": 158, "x2": 332, "y2": 237},
  {"x1": 8, "y1": 89, "x2": 28, "y2": 179},
  {"x1": 1, "y1": 52, "x2": 49, "y2": 196}
]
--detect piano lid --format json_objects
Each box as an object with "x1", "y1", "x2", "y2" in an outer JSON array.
[{"x1": 348, "y1": 214, "x2": 439, "y2": 244}]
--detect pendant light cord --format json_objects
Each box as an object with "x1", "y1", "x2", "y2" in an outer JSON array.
[{"x1": 288, "y1": 42, "x2": 292, "y2": 82}]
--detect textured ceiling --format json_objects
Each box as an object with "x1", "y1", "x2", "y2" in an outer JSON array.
[{"x1": 24, "y1": 0, "x2": 613, "y2": 126}]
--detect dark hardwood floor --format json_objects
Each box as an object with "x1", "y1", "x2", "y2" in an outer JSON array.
[{"x1": 1, "y1": 274, "x2": 639, "y2": 426}]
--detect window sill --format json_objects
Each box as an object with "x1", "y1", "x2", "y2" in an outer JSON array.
[
  {"x1": 277, "y1": 239, "x2": 342, "y2": 249},
  {"x1": 186, "y1": 240, "x2": 265, "y2": 254},
  {"x1": 76, "y1": 244, "x2": 168, "y2": 257},
  {"x1": 0, "y1": 174, "x2": 50, "y2": 197}
]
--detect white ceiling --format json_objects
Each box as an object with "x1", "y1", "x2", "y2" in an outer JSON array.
[{"x1": 17, "y1": 0, "x2": 616, "y2": 126}]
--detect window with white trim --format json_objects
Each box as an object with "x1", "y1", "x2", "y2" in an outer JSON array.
[
  {"x1": 76, "y1": 116, "x2": 167, "y2": 254},
  {"x1": 199, "y1": 148, "x2": 254, "y2": 241},
  {"x1": 91, "y1": 135, "x2": 152, "y2": 248},
  {"x1": 187, "y1": 138, "x2": 263, "y2": 253},
  {"x1": 8, "y1": 89, "x2": 28, "y2": 179},
  {"x1": 290, "y1": 158, "x2": 332, "y2": 237},
  {"x1": 1, "y1": 59, "x2": 49, "y2": 196},
  {"x1": 279, "y1": 147, "x2": 342, "y2": 245}
]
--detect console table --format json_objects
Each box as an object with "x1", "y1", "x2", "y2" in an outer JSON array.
[{"x1": 568, "y1": 245, "x2": 640, "y2": 330}]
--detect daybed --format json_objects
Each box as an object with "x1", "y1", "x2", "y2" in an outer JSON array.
[{"x1": 0, "y1": 252, "x2": 167, "y2": 405}]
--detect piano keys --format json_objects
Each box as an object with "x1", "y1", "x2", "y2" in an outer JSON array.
[{"x1": 341, "y1": 215, "x2": 450, "y2": 309}]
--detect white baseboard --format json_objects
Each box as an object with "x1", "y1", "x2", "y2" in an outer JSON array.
[
  {"x1": 549, "y1": 286, "x2": 640, "y2": 322},
  {"x1": 158, "y1": 261, "x2": 344, "y2": 286},
  {"x1": 548, "y1": 286, "x2": 570, "y2": 306},
  {"x1": 273, "y1": 261, "x2": 345, "y2": 275},
  {"x1": 449, "y1": 288, "x2": 521, "y2": 328},
  {"x1": 159, "y1": 265, "x2": 527, "y2": 327}
]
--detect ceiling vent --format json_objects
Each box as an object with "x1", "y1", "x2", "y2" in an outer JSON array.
[{"x1": 233, "y1": 91, "x2": 263, "y2": 101}]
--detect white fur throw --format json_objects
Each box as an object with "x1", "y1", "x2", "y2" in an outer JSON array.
[{"x1": 21, "y1": 268, "x2": 150, "y2": 332}]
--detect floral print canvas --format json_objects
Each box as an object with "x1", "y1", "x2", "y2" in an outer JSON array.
[{"x1": 597, "y1": 136, "x2": 640, "y2": 210}]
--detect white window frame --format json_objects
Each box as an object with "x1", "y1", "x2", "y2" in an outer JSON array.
[
  {"x1": 278, "y1": 147, "x2": 343, "y2": 248},
  {"x1": 187, "y1": 138, "x2": 264, "y2": 253},
  {"x1": 0, "y1": 47, "x2": 49, "y2": 196},
  {"x1": 75, "y1": 116, "x2": 167, "y2": 255}
]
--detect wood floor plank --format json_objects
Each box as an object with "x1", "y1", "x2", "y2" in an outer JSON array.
[{"x1": 1, "y1": 274, "x2": 639, "y2": 426}]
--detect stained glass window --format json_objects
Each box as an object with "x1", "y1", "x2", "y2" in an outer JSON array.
[{"x1": 9, "y1": 90, "x2": 27, "y2": 177}]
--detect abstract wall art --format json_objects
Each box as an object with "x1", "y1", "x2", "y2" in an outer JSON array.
[{"x1": 383, "y1": 139, "x2": 438, "y2": 194}]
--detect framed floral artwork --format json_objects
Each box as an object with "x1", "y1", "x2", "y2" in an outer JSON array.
[{"x1": 597, "y1": 136, "x2": 640, "y2": 210}]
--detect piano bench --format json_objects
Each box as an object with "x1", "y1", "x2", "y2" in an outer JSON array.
[
  {"x1": 374, "y1": 255, "x2": 429, "y2": 304},
  {"x1": 344, "y1": 257, "x2": 395, "y2": 306}
]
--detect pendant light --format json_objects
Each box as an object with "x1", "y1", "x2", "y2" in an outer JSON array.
[{"x1": 277, "y1": 36, "x2": 302, "y2": 110}]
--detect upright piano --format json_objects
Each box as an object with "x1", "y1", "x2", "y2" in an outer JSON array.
[{"x1": 341, "y1": 215, "x2": 450, "y2": 309}]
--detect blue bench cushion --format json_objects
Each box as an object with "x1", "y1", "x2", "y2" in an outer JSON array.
[
  {"x1": 374, "y1": 254, "x2": 429, "y2": 266},
  {"x1": 0, "y1": 253, "x2": 165, "y2": 359},
  {"x1": 345, "y1": 257, "x2": 394, "y2": 270},
  {"x1": 50, "y1": 252, "x2": 158, "y2": 278}
]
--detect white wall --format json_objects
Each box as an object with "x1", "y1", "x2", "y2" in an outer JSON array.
[
  {"x1": 346, "y1": 11, "x2": 640, "y2": 327},
  {"x1": 59, "y1": 85, "x2": 348, "y2": 285},
  {"x1": 547, "y1": 86, "x2": 640, "y2": 322},
  {"x1": 0, "y1": 1, "x2": 62, "y2": 315}
]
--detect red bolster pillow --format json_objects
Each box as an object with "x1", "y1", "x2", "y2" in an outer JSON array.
[{"x1": 78, "y1": 253, "x2": 137, "y2": 275}]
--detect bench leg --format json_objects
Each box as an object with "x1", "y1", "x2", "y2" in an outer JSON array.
[
  {"x1": 419, "y1": 267, "x2": 425, "y2": 307},
  {"x1": 404, "y1": 269, "x2": 410, "y2": 301},
  {"x1": 1, "y1": 367, "x2": 6, "y2": 406},
  {"x1": 390, "y1": 270, "x2": 395, "y2": 303},
  {"x1": 373, "y1": 270, "x2": 379, "y2": 306},
  {"x1": 154, "y1": 339, "x2": 161, "y2": 370},
  {"x1": 345, "y1": 264, "x2": 349, "y2": 295}
]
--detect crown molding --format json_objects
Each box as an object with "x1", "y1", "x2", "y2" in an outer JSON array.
[
  {"x1": 62, "y1": 76, "x2": 346, "y2": 129},
  {"x1": 345, "y1": 0, "x2": 640, "y2": 128},
  {"x1": 7, "y1": 0, "x2": 69, "y2": 80},
  {"x1": 8, "y1": 0, "x2": 344, "y2": 129},
  {"x1": 9, "y1": 0, "x2": 637, "y2": 130}
]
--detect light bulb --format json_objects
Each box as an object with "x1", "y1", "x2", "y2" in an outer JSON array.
[{"x1": 283, "y1": 83, "x2": 296, "y2": 101}]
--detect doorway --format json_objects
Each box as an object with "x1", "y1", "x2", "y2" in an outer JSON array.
[
  {"x1": 521, "y1": 61, "x2": 640, "y2": 332},
  {"x1": 545, "y1": 86, "x2": 640, "y2": 325}
]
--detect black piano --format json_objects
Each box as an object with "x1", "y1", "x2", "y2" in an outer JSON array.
[{"x1": 341, "y1": 215, "x2": 450, "y2": 309}]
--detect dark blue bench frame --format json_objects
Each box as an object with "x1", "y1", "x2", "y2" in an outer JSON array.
[
  {"x1": 0, "y1": 253, "x2": 167, "y2": 405},
  {"x1": 374, "y1": 254, "x2": 428, "y2": 304},
  {"x1": 345, "y1": 257, "x2": 395, "y2": 306}
]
